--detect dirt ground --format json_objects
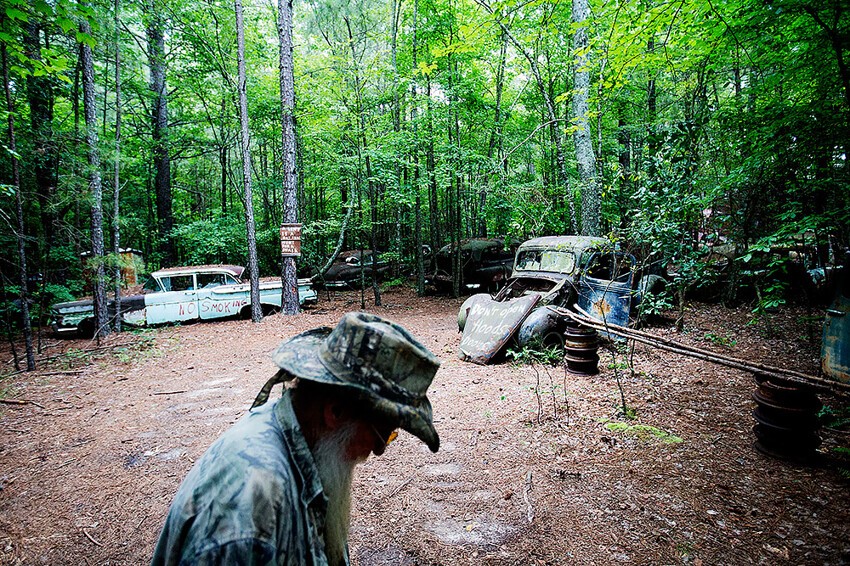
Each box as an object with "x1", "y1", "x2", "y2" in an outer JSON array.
[{"x1": 1, "y1": 287, "x2": 848, "y2": 565}]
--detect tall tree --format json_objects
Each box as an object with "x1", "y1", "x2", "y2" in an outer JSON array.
[
  {"x1": 113, "y1": 0, "x2": 122, "y2": 332},
  {"x1": 80, "y1": 16, "x2": 109, "y2": 339},
  {"x1": 475, "y1": 0, "x2": 577, "y2": 234},
  {"x1": 23, "y1": 21, "x2": 58, "y2": 253},
  {"x1": 2, "y1": 35, "x2": 35, "y2": 371},
  {"x1": 278, "y1": 0, "x2": 299, "y2": 314},
  {"x1": 147, "y1": 2, "x2": 174, "y2": 266},
  {"x1": 234, "y1": 0, "x2": 262, "y2": 322},
  {"x1": 572, "y1": 0, "x2": 599, "y2": 236}
]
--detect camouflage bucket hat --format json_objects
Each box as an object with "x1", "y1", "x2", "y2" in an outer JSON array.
[{"x1": 254, "y1": 312, "x2": 441, "y2": 452}]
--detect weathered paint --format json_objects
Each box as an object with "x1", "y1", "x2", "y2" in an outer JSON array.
[
  {"x1": 577, "y1": 253, "x2": 635, "y2": 336},
  {"x1": 516, "y1": 305, "x2": 563, "y2": 348},
  {"x1": 821, "y1": 269, "x2": 849, "y2": 383},
  {"x1": 51, "y1": 265, "x2": 317, "y2": 335},
  {"x1": 145, "y1": 290, "x2": 198, "y2": 325},
  {"x1": 459, "y1": 294, "x2": 540, "y2": 364}
]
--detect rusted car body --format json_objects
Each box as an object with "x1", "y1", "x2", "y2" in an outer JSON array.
[
  {"x1": 50, "y1": 265, "x2": 317, "y2": 336},
  {"x1": 457, "y1": 236, "x2": 665, "y2": 361},
  {"x1": 316, "y1": 250, "x2": 391, "y2": 289},
  {"x1": 429, "y1": 238, "x2": 518, "y2": 294},
  {"x1": 822, "y1": 257, "x2": 849, "y2": 383}
]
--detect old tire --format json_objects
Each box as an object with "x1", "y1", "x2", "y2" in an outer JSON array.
[
  {"x1": 77, "y1": 317, "x2": 95, "y2": 338},
  {"x1": 541, "y1": 329, "x2": 565, "y2": 351}
]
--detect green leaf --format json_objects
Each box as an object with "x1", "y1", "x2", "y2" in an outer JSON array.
[
  {"x1": 33, "y1": 0, "x2": 52, "y2": 15},
  {"x1": 57, "y1": 17, "x2": 75, "y2": 34},
  {"x1": 5, "y1": 7, "x2": 29, "y2": 21},
  {"x1": 76, "y1": 31, "x2": 96, "y2": 49}
]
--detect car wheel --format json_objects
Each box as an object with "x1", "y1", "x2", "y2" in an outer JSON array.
[
  {"x1": 78, "y1": 317, "x2": 95, "y2": 338},
  {"x1": 541, "y1": 329, "x2": 565, "y2": 351},
  {"x1": 262, "y1": 304, "x2": 280, "y2": 317}
]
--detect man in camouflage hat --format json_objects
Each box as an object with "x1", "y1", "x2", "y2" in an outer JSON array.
[{"x1": 152, "y1": 312, "x2": 440, "y2": 566}]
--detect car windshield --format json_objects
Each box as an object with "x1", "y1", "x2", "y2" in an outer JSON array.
[
  {"x1": 515, "y1": 250, "x2": 576, "y2": 274},
  {"x1": 143, "y1": 276, "x2": 161, "y2": 292}
]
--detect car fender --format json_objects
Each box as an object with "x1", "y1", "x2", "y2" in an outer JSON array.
[
  {"x1": 457, "y1": 293, "x2": 491, "y2": 331},
  {"x1": 516, "y1": 305, "x2": 563, "y2": 348},
  {"x1": 635, "y1": 274, "x2": 666, "y2": 306}
]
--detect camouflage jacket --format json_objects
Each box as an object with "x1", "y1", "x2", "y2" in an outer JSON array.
[{"x1": 151, "y1": 391, "x2": 345, "y2": 566}]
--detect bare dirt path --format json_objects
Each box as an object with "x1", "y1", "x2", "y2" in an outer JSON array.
[{"x1": 1, "y1": 288, "x2": 848, "y2": 565}]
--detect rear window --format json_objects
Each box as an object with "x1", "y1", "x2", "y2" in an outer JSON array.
[
  {"x1": 197, "y1": 272, "x2": 240, "y2": 288},
  {"x1": 515, "y1": 250, "x2": 576, "y2": 274},
  {"x1": 159, "y1": 275, "x2": 194, "y2": 292}
]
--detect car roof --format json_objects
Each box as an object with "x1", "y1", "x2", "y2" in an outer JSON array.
[
  {"x1": 337, "y1": 250, "x2": 374, "y2": 260},
  {"x1": 517, "y1": 235, "x2": 610, "y2": 252},
  {"x1": 437, "y1": 238, "x2": 509, "y2": 254},
  {"x1": 151, "y1": 265, "x2": 245, "y2": 278}
]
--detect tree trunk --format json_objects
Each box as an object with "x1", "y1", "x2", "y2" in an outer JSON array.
[
  {"x1": 220, "y1": 97, "x2": 228, "y2": 216},
  {"x1": 426, "y1": 77, "x2": 440, "y2": 252},
  {"x1": 81, "y1": 18, "x2": 110, "y2": 340},
  {"x1": 2, "y1": 39, "x2": 35, "y2": 370},
  {"x1": 412, "y1": 0, "x2": 425, "y2": 297},
  {"x1": 147, "y1": 4, "x2": 174, "y2": 266},
  {"x1": 235, "y1": 0, "x2": 262, "y2": 322},
  {"x1": 572, "y1": 0, "x2": 599, "y2": 236},
  {"x1": 113, "y1": 0, "x2": 122, "y2": 332},
  {"x1": 390, "y1": 0, "x2": 404, "y2": 273},
  {"x1": 482, "y1": 29, "x2": 507, "y2": 238},
  {"x1": 24, "y1": 22, "x2": 57, "y2": 252},
  {"x1": 278, "y1": 0, "x2": 300, "y2": 315}
]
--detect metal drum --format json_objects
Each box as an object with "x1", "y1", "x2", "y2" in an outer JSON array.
[
  {"x1": 564, "y1": 321, "x2": 599, "y2": 376},
  {"x1": 751, "y1": 373, "x2": 822, "y2": 462}
]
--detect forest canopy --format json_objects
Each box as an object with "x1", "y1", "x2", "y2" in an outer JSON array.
[{"x1": 1, "y1": 0, "x2": 848, "y2": 312}]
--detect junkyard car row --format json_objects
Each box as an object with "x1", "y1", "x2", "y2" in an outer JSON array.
[{"x1": 51, "y1": 236, "x2": 667, "y2": 340}]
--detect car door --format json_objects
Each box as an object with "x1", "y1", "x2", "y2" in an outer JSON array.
[
  {"x1": 577, "y1": 252, "x2": 636, "y2": 332},
  {"x1": 822, "y1": 267, "x2": 849, "y2": 383},
  {"x1": 145, "y1": 273, "x2": 199, "y2": 324}
]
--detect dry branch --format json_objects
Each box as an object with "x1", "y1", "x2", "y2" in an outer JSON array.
[
  {"x1": 553, "y1": 306, "x2": 849, "y2": 396},
  {"x1": 0, "y1": 398, "x2": 45, "y2": 409},
  {"x1": 82, "y1": 529, "x2": 102, "y2": 547},
  {"x1": 523, "y1": 470, "x2": 534, "y2": 524}
]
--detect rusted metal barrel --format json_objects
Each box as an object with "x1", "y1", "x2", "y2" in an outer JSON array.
[
  {"x1": 564, "y1": 321, "x2": 599, "y2": 376},
  {"x1": 751, "y1": 373, "x2": 822, "y2": 462}
]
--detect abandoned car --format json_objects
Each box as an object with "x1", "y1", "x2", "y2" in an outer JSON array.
[
  {"x1": 457, "y1": 236, "x2": 666, "y2": 362},
  {"x1": 314, "y1": 250, "x2": 392, "y2": 289},
  {"x1": 50, "y1": 265, "x2": 317, "y2": 336},
  {"x1": 428, "y1": 238, "x2": 518, "y2": 294}
]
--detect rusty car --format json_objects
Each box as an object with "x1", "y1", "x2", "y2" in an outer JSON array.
[
  {"x1": 314, "y1": 250, "x2": 392, "y2": 289},
  {"x1": 457, "y1": 236, "x2": 667, "y2": 362},
  {"x1": 50, "y1": 264, "x2": 317, "y2": 337},
  {"x1": 428, "y1": 238, "x2": 518, "y2": 294}
]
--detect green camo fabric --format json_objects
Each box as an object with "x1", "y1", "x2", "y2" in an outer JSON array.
[{"x1": 151, "y1": 393, "x2": 341, "y2": 565}]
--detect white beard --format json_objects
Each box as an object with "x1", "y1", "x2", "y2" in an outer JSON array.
[{"x1": 312, "y1": 425, "x2": 362, "y2": 566}]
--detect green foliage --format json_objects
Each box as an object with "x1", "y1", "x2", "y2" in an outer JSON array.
[
  {"x1": 380, "y1": 276, "x2": 407, "y2": 290},
  {"x1": 635, "y1": 287, "x2": 672, "y2": 319},
  {"x1": 703, "y1": 332, "x2": 737, "y2": 349},
  {"x1": 819, "y1": 405, "x2": 850, "y2": 431},
  {"x1": 0, "y1": 0, "x2": 847, "y2": 325},
  {"x1": 171, "y1": 217, "x2": 249, "y2": 269},
  {"x1": 507, "y1": 343, "x2": 563, "y2": 366}
]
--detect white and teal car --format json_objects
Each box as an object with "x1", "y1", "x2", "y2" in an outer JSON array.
[{"x1": 51, "y1": 264, "x2": 317, "y2": 336}]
